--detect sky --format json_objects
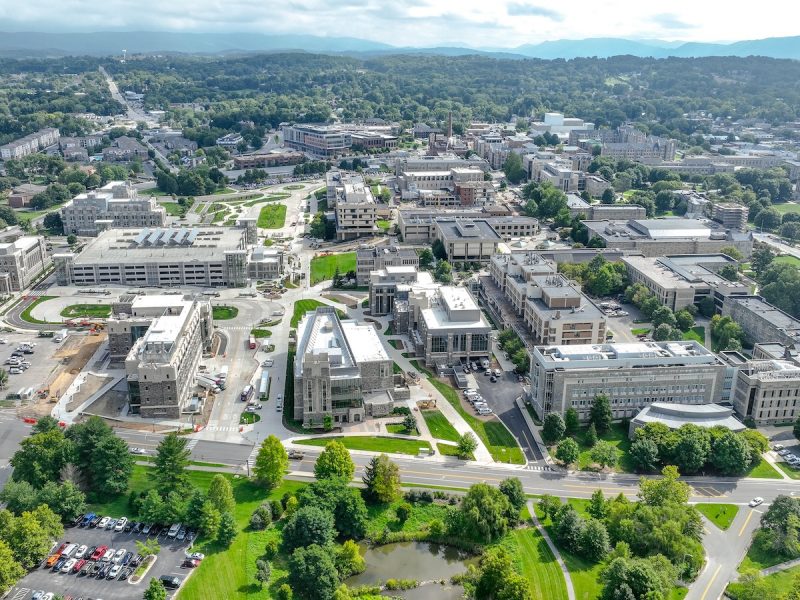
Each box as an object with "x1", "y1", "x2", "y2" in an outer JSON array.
[{"x1": 1, "y1": 0, "x2": 799, "y2": 47}]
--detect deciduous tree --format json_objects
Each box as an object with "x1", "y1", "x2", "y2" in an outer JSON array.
[
  {"x1": 254, "y1": 435, "x2": 288, "y2": 490},
  {"x1": 314, "y1": 440, "x2": 355, "y2": 480}
]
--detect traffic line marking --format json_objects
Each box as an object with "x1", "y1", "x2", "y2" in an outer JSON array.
[
  {"x1": 700, "y1": 565, "x2": 721, "y2": 600},
  {"x1": 739, "y1": 509, "x2": 756, "y2": 537}
]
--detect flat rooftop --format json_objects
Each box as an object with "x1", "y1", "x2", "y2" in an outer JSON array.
[
  {"x1": 633, "y1": 402, "x2": 745, "y2": 431},
  {"x1": 729, "y1": 296, "x2": 800, "y2": 335},
  {"x1": 584, "y1": 218, "x2": 723, "y2": 241},
  {"x1": 341, "y1": 321, "x2": 390, "y2": 363},
  {"x1": 535, "y1": 340, "x2": 716, "y2": 366},
  {"x1": 73, "y1": 227, "x2": 245, "y2": 264},
  {"x1": 436, "y1": 219, "x2": 501, "y2": 241}
]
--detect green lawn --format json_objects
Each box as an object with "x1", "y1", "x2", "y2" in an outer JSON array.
[
  {"x1": 427, "y1": 377, "x2": 525, "y2": 464},
  {"x1": 747, "y1": 457, "x2": 783, "y2": 479},
  {"x1": 250, "y1": 328, "x2": 272, "y2": 339},
  {"x1": 774, "y1": 461, "x2": 800, "y2": 479},
  {"x1": 774, "y1": 255, "x2": 800, "y2": 268},
  {"x1": 161, "y1": 201, "x2": 187, "y2": 216},
  {"x1": 20, "y1": 295, "x2": 57, "y2": 324},
  {"x1": 239, "y1": 412, "x2": 260, "y2": 425},
  {"x1": 728, "y1": 564, "x2": 800, "y2": 599},
  {"x1": 631, "y1": 327, "x2": 650, "y2": 336},
  {"x1": 257, "y1": 204, "x2": 287, "y2": 229},
  {"x1": 739, "y1": 531, "x2": 790, "y2": 572},
  {"x1": 211, "y1": 187, "x2": 238, "y2": 195},
  {"x1": 682, "y1": 326, "x2": 705, "y2": 343},
  {"x1": 310, "y1": 252, "x2": 357, "y2": 284},
  {"x1": 534, "y1": 503, "x2": 603, "y2": 600},
  {"x1": 295, "y1": 435, "x2": 432, "y2": 456},
  {"x1": 212, "y1": 305, "x2": 239, "y2": 320},
  {"x1": 695, "y1": 503, "x2": 739, "y2": 530},
  {"x1": 774, "y1": 203, "x2": 800, "y2": 215},
  {"x1": 139, "y1": 187, "x2": 172, "y2": 197},
  {"x1": 291, "y1": 299, "x2": 325, "y2": 328},
  {"x1": 60, "y1": 304, "x2": 111, "y2": 319},
  {"x1": 386, "y1": 423, "x2": 419, "y2": 436},
  {"x1": 421, "y1": 409, "x2": 460, "y2": 442},
  {"x1": 574, "y1": 423, "x2": 633, "y2": 472},
  {"x1": 436, "y1": 443, "x2": 473, "y2": 460},
  {"x1": 376, "y1": 219, "x2": 391, "y2": 230},
  {"x1": 499, "y1": 523, "x2": 569, "y2": 600}
]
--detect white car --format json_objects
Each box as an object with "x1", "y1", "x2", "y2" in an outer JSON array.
[
  {"x1": 101, "y1": 548, "x2": 115, "y2": 562},
  {"x1": 113, "y1": 548, "x2": 126, "y2": 563},
  {"x1": 262, "y1": 359, "x2": 274, "y2": 367},
  {"x1": 749, "y1": 497, "x2": 764, "y2": 507},
  {"x1": 129, "y1": 447, "x2": 148, "y2": 455},
  {"x1": 108, "y1": 564, "x2": 122, "y2": 579},
  {"x1": 0, "y1": 338, "x2": 8, "y2": 344},
  {"x1": 115, "y1": 517, "x2": 128, "y2": 532},
  {"x1": 97, "y1": 516, "x2": 110, "y2": 529},
  {"x1": 61, "y1": 558, "x2": 77, "y2": 573},
  {"x1": 74, "y1": 544, "x2": 88, "y2": 559}
]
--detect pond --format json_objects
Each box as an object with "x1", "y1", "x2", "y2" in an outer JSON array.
[{"x1": 346, "y1": 541, "x2": 477, "y2": 599}]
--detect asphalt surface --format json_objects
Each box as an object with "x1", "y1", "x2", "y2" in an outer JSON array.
[{"x1": 5, "y1": 274, "x2": 59, "y2": 331}]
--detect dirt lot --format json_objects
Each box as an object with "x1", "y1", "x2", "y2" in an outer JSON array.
[{"x1": 45, "y1": 334, "x2": 107, "y2": 403}]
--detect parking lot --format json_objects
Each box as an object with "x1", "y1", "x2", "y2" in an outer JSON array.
[
  {"x1": 6, "y1": 518, "x2": 192, "y2": 600},
  {"x1": 0, "y1": 332, "x2": 63, "y2": 398}
]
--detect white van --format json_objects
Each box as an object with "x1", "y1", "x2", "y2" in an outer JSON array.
[
  {"x1": 167, "y1": 523, "x2": 181, "y2": 538},
  {"x1": 62, "y1": 543, "x2": 78, "y2": 558}
]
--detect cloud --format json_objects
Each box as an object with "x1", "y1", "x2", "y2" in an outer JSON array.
[
  {"x1": 650, "y1": 13, "x2": 695, "y2": 30},
  {"x1": 506, "y1": 2, "x2": 563, "y2": 21}
]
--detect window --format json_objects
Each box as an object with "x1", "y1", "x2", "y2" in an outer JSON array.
[{"x1": 431, "y1": 336, "x2": 448, "y2": 353}]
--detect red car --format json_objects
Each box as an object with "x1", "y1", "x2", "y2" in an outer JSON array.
[
  {"x1": 181, "y1": 558, "x2": 200, "y2": 569},
  {"x1": 90, "y1": 545, "x2": 108, "y2": 561},
  {"x1": 72, "y1": 558, "x2": 87, "y2": 573}
]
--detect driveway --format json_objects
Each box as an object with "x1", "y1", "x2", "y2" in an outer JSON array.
[
  {"x1": 7, "y1": 521, "x2": 192, "y2": 600},
  {"x1": 472, "y1": 369, "x2": 544, "y2": 463}
]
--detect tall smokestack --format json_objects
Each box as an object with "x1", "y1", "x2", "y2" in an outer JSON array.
[{"x1": 448, "y1": 111, "x2": 453, "y2": 139}]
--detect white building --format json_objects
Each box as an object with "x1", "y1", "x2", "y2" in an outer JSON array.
[
  {"x1": 0, "y1": 128, "x2": 60, "y2": 160},
  {"x1": 0, "y1": 236, "x2": 51, "y2": 293},
  {"x1": 61, "y1": 181, "x2": 167, "y2": 236}
]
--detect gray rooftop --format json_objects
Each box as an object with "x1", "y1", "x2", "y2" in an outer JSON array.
[{"x1": 435, "y1": 219, "x2": 501, "y2": 242}]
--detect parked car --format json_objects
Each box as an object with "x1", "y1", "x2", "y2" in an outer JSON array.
[
  {"x1": 124, "y1": 520, "x2": 134, "y2": 532},
  {"x1": 141, "y1": 523, "x2": 152, "y2": 535},
  {"x1": 120, "y1": 567, "x2": 133, "y2": 580},
  {"x1": 74, "y1": 545, "x2": 88, "y2": 559},
  {"x1": 53, "y1": 556, "x2": 67, "y2": 571},
  {"x1": 71, "y1": 514, "x2": 85, "y2": 527},
  {"x1": 182, "y1": 558, "x2": 200, "y2": 568},
  {"x1": 188, "y1": 552, "x2": 205, "y2": 561},
  {"x1": 79, "y1": 560, "x2": 95, "y2": 576},
  {"x1": 101, "y1": 548, "x2": 115, "y2": 562},
  {"x1": 168, "y1": 523, "x2": 181, "y2": 539},
  {"x1": 121, "y1": 551, "x2": 134, "y2": 566},
  {"x1": 160, "y1": 575, "x2": 182, "y2": 589},
  {"x1": 90, "y1": 546, "x2": 107, "y2": 561},
  {"x1": 490, "y1": 376, "x2": 497, "y2": 382},
  {"x1": 113, "y1": 548, "x2": 126, "y2": 563},
  {"x1": 177, "y1": 528, "x2": 187, "y2": 541},
  {"x1": 288, "y1": 450, "x2": 304, "y2": 460},
  {"x1": 108, "y1": 564, "x2": 122, "y2": 579},
  {"x1": 130, "y1": 554, "x2": 143, "y2": 568},
  {"x1": 89, "y1": 515, "x2": 102, "y2": 528},
  {"x1": 72, "y1": 558, "x2": 87, "y2": 573},
  {"x1": 97, "y1": 516, "x2": 110, "y2": 529},
  {"x1": 106, "y1": 518, "x2": 117, "y2": 530},
  {"x1": 115, "y1": 517, "x2": 128, "y2": 532}
]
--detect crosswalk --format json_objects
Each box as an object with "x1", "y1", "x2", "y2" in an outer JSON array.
[
  {"x1": 203, "y1": 425, "x2": 241, "y2": 433},
  {"x1": 186, "y1": 438, "x2": 199, "y2": 452},
  {"x1": 524, "y1": 464, "x2": 555, "y2": 472},
  {"x1": 247, "y1": 445, "x2": 259, "y2": 470}
]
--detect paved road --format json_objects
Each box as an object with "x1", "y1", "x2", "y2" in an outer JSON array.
[
  {"x1": 4, "y1": 274, "x2": 59, "y2": 331},
  {"x1": 754, "y1": 232, "x2": 800, "y2": 260}
]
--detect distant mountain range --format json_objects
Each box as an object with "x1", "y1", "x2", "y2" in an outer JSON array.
[{"x1": 0, "y1": 31, "x2": 799, "y2": 60}]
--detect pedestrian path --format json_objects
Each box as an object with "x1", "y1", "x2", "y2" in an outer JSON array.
[
  {"x1": 524, "y1": 464, "x2": 555, "y2": 472},
  {"x1": 526, "y1": 499, "x2": 575, "y2": 600},
  {"x1": 246, "y1": 445, "x2": 259, "y2": 470},
  {"x1": 186, "y1": 438, "x2": 199, "y2": 452},
  {"x1": 203, "y1": 425, "x2": 241, "y2": 433}
]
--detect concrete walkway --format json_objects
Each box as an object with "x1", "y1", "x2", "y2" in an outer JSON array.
[
  {"x1": 527, "y1": 499, "x2": 576, "y2": 600},
  {"x1": 760, "y1": 557, "x2": 800, "y2": 577},
  {"x1": 763, "y1": 451, "x2": 791, "y2": 480}
]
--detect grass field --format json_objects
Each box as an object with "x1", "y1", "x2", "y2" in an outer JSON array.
[
  {"x1": 427, "y1": 377, "x2": 525, "y2": 464},
  {"x1": 774, "y1": 203, "x2": 800, "y2": 215},
  {"x1": 250, "y1": 328, "x2": 272, "y2": 338},
  {"x1": 139, "y1": 187, "x2": 172, "y2": 197},
  {"x1": 774, "y1": 461, "x2": 800, "y2": 479},
  {"x1": 290, "y1": 299, "x2": 325, "y2": 327},
  {"x1": 631, "y1": 327, "x2": 650, "y2": 336},
  {"x1": 60, "y1": 304, "x2": 112, "y2": 319},
  {"x1": 386, "y1": 423, "x2": 419, "y2": 436},
  {"x1": 212, "y1": 305, "x2": 239, "y2": 320},
  {"x1": 20, "y1": 295, "x2": 57, "y2": 324},
  {"x1": 239, "y1": 412, "x2": 260, "y2": 424},
  {"x1": 575, "y1": 423, "x2": 633, "y2": 472},
  {"x1": 436, "y1": 443, "x2": 473, "y2": 460},
  {"x1": 695, "y1": 503, "x2": 739, "y2": 530},
  {"x1": 499, "y1": 518, "x2": 569, "y2": 600},
  {"x1": 682, "y1": 326, "x2": 705, "y2": 343},
  {"x1": 310, "y1": 252, "x2": 357, "y2": 284},
  {"x1": 728, "y1": 564, "x2": 800, "y2": 599},
  {"x1": 161, "y1": 201, "x2": 187, "y2": 216},
  {"x1": 775, "y1": 255, "x2": 800, "y2": 268},
  {"x1": 747, "y1": 457, "x2": 783, "y2": 479},
  {"x1": 257, "y1": 204, "x2": 287, "y2": 229},
  {"x1": 376, "y1": 219, "x2": 391, "y2": 230},
  {"x1": 739, "y1": 530, "x2": 789, "y2": 572},
  {"x1": 421, "y1": 409, "x2": 460, "y2": 442},
  {"x1": 295, "y1": 435, "x2": 432, "y2": 456}
]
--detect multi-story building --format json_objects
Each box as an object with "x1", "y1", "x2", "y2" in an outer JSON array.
[
  {"x1": 102, "y1": 136, "x2": 148, "y2": 162},
  {"x1": 599, "y1": 125, "x2": 676, "y2": 162},
  {"x1": 396, "y1": 167, "x2": 492, "y2": 205},
  {"x1": 369, "y1": 266, "x2": 429, "y2": 316},
  {"x1": 119, "y1": 295, "x2": 214, "y2": 418},
  {"x1": 393, "y1": 284, "x2": 491, "y2": 368},
  {"x1": 529, "y1": 341, "x2": 727, "y2": 421},
  {"x1": 711, "y1": 203, "x2": 749, "y2": 232},
  {"x1": 393, "y1": 154, "x2": 488, "y2": 177},
  {"x1": 0, "y1": 128, "x2": 60, "y2": 160},
  {"x1": 356, "y1": 245, "x2": 419, "y2": 286},
  {"x1": 731, "y1": 359, "x2": 800, "y2": 425},
  {"x1": 485, "y1": 252, "x2": 606, "y2": 347},
  {"x1": 331, "y1": 175, "x2": 378, "y2": 241},
  {"x1": 215, "y1": 133, "x2": 244, "y2": 148},
  {"x1": 396, "y1": 209, "x2": 537, "y2": 244},
  {"x1": 623, "y1": 254, "x2": 749, "y2": 312},
  {"x1": 7, "y1": 184, "x2": 46, "y2": 209},
  {"x1": 723, "y1": 296, "x2": 800, "y2": 349},
  {"x1": 53, "y1": 226, "x2": 250, "y2": 288},
  {"x1": 283, "y1": 123, "x2": 397, "y2": 158},
  {"x1": 583, "y1": 218, "x2": 753, "y2": 258},
  {"x1": 61, "y1": 181, "x2": 167, "y2": 236},
  {"x1": 531, "y1": 113, "x2": 594, "y2": 139},
  {"x1": 233, "y1": 150, "x2": 305, "y2": 169},
  {"x1": 0, "y1": 236, "x2": 50, "y2": 293},
  {"x1": 433, "y1": 219, "x2": 501, "y2": 266},
  {"x1": 247, "y1": 247, "x2": 284, "y2": 280},
  {"x1": 293, "y1": 307, "x2": 394, "y2": 427}
]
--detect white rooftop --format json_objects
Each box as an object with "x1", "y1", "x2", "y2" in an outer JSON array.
[{"x1": 341, "y1": 321, "x2": 390, "y2": 363}]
